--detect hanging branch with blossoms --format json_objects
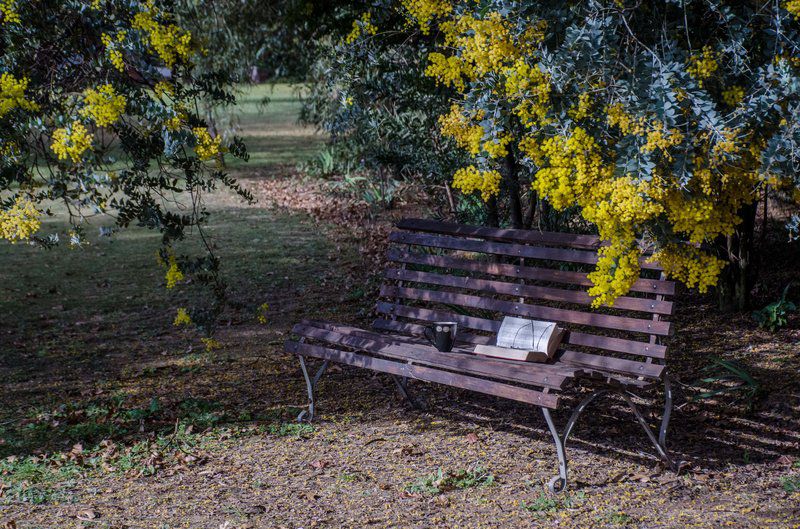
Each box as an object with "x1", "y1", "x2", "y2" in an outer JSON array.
[{"x1": 0, "y1": 0, "x2": 251, "y2": 334}]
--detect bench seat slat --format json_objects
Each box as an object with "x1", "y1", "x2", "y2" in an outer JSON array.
[
  {"x1": 285, "y1": 340, "x2": 561, "y2": 408},
  {"x1": 292, "y1": 323, "x2": 575, "y2": 388},
  {"x1": 385, "y1": 267, "x2": 673, "y2": 315},
  {"x1": 387, "y1": 249, "x2": 675, "y2": 296},
  {"x1": 558, "y1": 350, "x2": 664, "y2": 379},
  {"x1": 380, "y1": 285, "x2": 672, "y2": 336},
  {"x1": 390, "y1": 231, "x2": 663, "y2": 271}
]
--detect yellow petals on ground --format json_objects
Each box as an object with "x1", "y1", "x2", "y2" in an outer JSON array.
[
  {"x1": 51, "y1": 122, "x2": 93, "y2": 163},
  {"x1": 452, "y1": 166, "x2": 501, "y2": 201},
  {"x1": 80, "y1": 84, "x2": 126, "y2": 127},
  {"x1": 0, "y1": 196, "x2": 40, "y2": 242},
  {"x1": 0, "y1": 72, "x2": 39, "y2": 117}
]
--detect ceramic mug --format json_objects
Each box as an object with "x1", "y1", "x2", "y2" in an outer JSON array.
[{"x1": 424, "y1": 321, "x2": 458, "y2": 352}]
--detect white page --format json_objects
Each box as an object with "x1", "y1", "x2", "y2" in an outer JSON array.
[{"x1": 496, "y1": 316, "x2": 556, "y2": 352}]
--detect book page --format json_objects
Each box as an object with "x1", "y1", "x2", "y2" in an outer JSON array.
[{"x1": 496, "y1": 316, "x2": 556, "y2": 352}]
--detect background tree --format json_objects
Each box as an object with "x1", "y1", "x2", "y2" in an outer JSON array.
[{"x1": 0, "y1": 0, "x2": 250, "y2": 332}]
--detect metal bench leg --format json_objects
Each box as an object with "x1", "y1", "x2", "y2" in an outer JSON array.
[
  {"x1": 621, "y1": 376, "x2": 679, "y2": 471},
  {"x1": 391, "y1": 375, "x2": 427, "y2": 410},
  {"x1": 541, "y1": 390, "x2": 607, "y2": 494},
  {"x1": 542, "y1": 408, "x2": 569, "y2": 494},
  {"x1": 297, "y1": 356, "x2": 329, "y2": 423}
]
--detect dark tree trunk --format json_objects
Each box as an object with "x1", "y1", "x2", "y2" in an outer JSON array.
[
  {"x1": 524, "y1": 190, "x2": 537, "y2": 229},
  {"x1": 486, "y1": 196, "x2": 499, "y2": 228},
  {"x1": 503, "y1": 152, "x2": 524, "y2": 229},
  {"x1": 715, "y1": 201, "x2": 758, "y2": 312}
]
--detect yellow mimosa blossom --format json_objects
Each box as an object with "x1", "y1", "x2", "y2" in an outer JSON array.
[
  {"x1": 452, "y1": 166, "x2": 501, "y2": 201},
  {"x1": 101, "y1": 32, "x2": 127, "y2": 72},
  {"x1": 0, "y1": 196, "x2": 40, "y2": 242},
  {"x1": 132, "y1": 0, "x2": 192, "y2": 68},
  {"x1": 193, "y1": 127, "x2": 224, "y2": 161},
  {"x1": 0, "y1": 73, "x2": 39, "y2": 117},
  {"x1": 51, "y1": 122, "x2": 93, "y2": 163},
  {"x1": 687, "y1": 46, "x2": 718, "y2": 86},
  {"x1": 0, "y1": 0, "x2": 20, "y2": 24},
  {"x1": 173, "y1": 307, "x2": 192, "y2": 326},
  {"x1": 165, "y1": 252, "x2": 184, "y2": 289},
  {"x1": 345, "y1": 12, "x2": 378, "y2": 44},
  {"x1": 80, "y1": 84, "x2": 127, "y2": 127},
  {"x1": 401, "y1": 0, "x2": 452, "y2": 34}
]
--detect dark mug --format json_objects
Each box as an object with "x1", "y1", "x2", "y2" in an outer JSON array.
[{"x1": 424, "y1": 321, "x2": 458, "y2": 352}]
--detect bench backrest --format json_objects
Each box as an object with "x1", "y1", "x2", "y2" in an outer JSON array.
[{"x1": 373, "y1": 218, "x2": 676, "y2": 382}]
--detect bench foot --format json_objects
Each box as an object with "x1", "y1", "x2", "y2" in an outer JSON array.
[
  {"x1": 542, "y1": 408, "x2": 569, "y2": 494},
  {"x1": 297, "y1": 356, "x2": 329, "y2": 423},
  {"x1": 391, "y1": 375, "x2": 428, "y2": 410}
]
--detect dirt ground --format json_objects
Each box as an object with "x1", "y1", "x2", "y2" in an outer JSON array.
[{"x1": 1, "y1": 168, "x2": 799, "y2": 529}]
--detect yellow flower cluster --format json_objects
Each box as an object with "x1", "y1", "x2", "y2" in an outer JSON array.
[
  {"x1": 722, "y1": 85, "x2": 745, "y2": 107},
  {"x1": 101, "y1": 32, "x2": 127, "y2": 72},
  {"x1": 442, "y1": 12, "x2": 519, "y2": 79},
  {"x1": 568, "y1": 92, "x2": 593, "y2": 121},
  {"x1": 401, "y1": 0, "x2": 452, "y2": 34},
  {"x1": 504, "y1": 59, "x2": 551, "y2": 127},
  {"x1": 483, "y1": 134, "x2": 512, "y2": 159},
  {"x1": 425, "y1": 53, "x2": 467, "y2": 90},
  {"x1": 173, "y1": 307, "x2": 192, "y2": 326},
  {"x1": 193, "y1": 127, "x2": 224, "y2": 161},
  {"x1": 165, "y1": 252, "x2": 184, "y2": 289},
  {"x1": 606, "y1": 103, "x2": 647, "y2": 136},
  {"x1": 438, "y1": 104, "x2": 484, "y2": 155},
  {"x1": 154, "y1": 81, "x2": 174, "y2": 98},
  {"x1": 0, "y1": 0, "x2": 19, "y2": 24},
  {"x1": 0, "y1": 73, "x2": 39, "y2": 117},
  {"x1": 132, "y1": 1, "x2": 192, "y2": 68},
  {"x1": 587, "y1": 243, "x2": 642, "y2": 308},
  {"x1": 649, "y1": 244, "x2": 726, "y2": 293},
  {"x1": 0, "y1": 196, "x2": 40, "y2": 243},
  {"x1": 345, "y1": 12, "x2": 378, "y2": 44},
  {"x1": 641, "y1": 127, "x2": 684, "y2": 159},
  {"x1": 785, "y1": 0, "x2": 800, "y2": 19},
  {"x1": 51, "y1": 122, "x2": 93, "y2": 163},
  {"x1": 452, "y1": 166, "x2": 501, "y2": 201},
  {"x1": 687, "y1": 46, "x2": 718, "y2": 87},
  {"x1": 80, "y1": 84, "x2": 126, "y2": 127}
]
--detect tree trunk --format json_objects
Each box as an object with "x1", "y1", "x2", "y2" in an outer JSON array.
[
  {"x1": 524, "y1": 189, "x2": 537, "y2": 229},
  {"x1": 504, "y1": 152, "x2": 524, "y2": 229},
  {"x1": 716, "y1": 201, "x2": 758, "y2": 312},
  {"x1": 486, "y1": 196, "x2": 499, "y2": 228}
]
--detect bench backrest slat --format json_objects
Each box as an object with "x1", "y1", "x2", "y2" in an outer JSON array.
[{"x1": 375, "y1": 219, "x2": 676, "y2": 380}]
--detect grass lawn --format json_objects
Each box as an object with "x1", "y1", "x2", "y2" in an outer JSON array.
[{"x1": 1, "y1": 84, "x2": 799, "y2": 529}]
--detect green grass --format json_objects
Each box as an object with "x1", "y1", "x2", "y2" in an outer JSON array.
[
  {"x1": 267, "y1": 422, "x2": 314, "y2": 437},
  {"x1": 230, "y1": 83, "x2": 325, "y2": 168},
  {"x1": 0, "y1": 457, "x2": 81, "y2": 505},
  {"x1": 782, "y1": 474, "x2": 800, "y2": 493},
  {"x1": 521, "y1": 491, "x2": 585, "y2": 514},
  {"x1": 405, "y1": 466, "x2": 495, "y2": 495}
]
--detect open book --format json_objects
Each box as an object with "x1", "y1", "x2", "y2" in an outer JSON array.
[{"x1": 474, "y1": 316, "x2": 564, "y2": 362}]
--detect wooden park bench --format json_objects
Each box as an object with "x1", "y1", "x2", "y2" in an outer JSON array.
[{"x1": 284, "y1": 218, "x2": 679, "y2": 492}]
